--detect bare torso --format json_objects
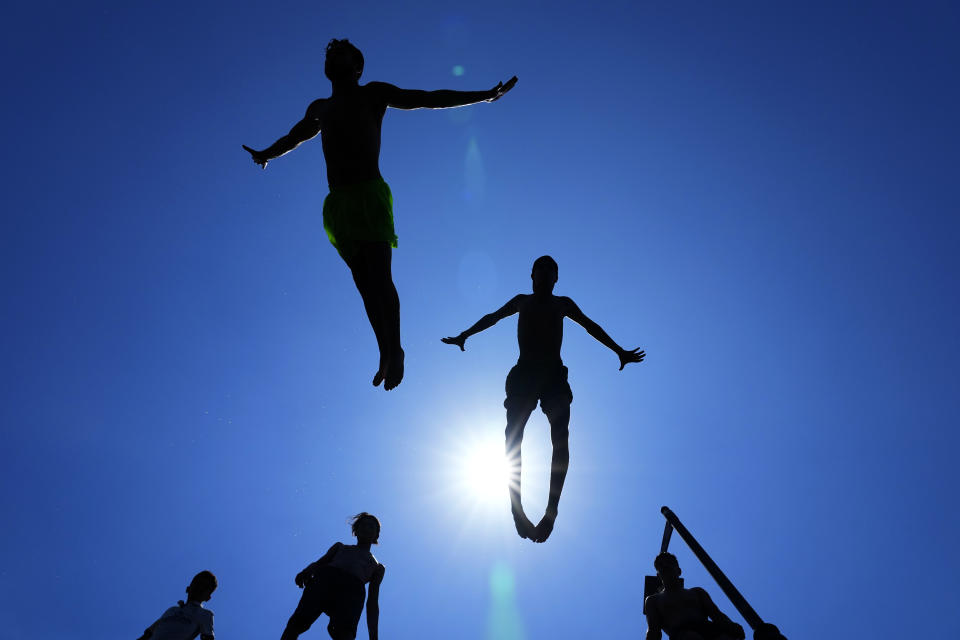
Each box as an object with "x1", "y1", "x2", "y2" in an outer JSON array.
[
  {"x1": 516, "y1": 293, "x2": 566, "y2": 365},
  {"x1": 311, "y1": 84, "x2": 387, "y2": 188},
  {"x1": 649, "y1": 588, "x2": 712, "y2": 634}
]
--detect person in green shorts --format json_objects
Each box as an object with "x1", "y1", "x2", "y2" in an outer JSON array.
[{"x1": 243, "y1": 39, "x2": 517, "y2": 390}]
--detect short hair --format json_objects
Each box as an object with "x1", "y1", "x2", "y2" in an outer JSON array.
[
  {"x1": 326, "y1": 39, "x2": 364, "y2": 73},
  {"x1": 654, "y1": 552, "x2": 678, "y2": 572},
  {"x1": 532, "y1": 255, "x2": 558, "y2": 277},
  {"x1": 350, "y1": 512, "x2": 381, "y2": 543},
  {"x1": 186, "y1": 571, "x2": 218, "y2": 599}
]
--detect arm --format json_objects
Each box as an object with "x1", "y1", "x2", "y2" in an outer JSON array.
[
  {"x1": 295, "y1": 542, "x2": 343, "y2": 587},
  {"x1": 644, "y1": 596, "x2": 663, "y2": 640},
  {"x1": 242, "y1": 99, "x2": 324, "y2": 168},
  {"x1": 369, "y1": 77, "x2": 517, "y2": 110},
  {"x1": 442, "y1": 295, "x2": 522, "y2": 350},
  {"x1": 696, "y1": 588, "x2": 745, "y2": 640},
  {"x1": 366, "y1": 564, "x2": 385, "y2": 640},
  {"x1": 561, "y1": 297, "x2": 645, "y2": 370}
]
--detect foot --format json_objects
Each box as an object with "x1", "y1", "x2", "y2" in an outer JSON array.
[
  {"x1": 384, "y1": 347, "x2": 404, "y2": 391},
  {"x1": 531, "y1": 511, "x2": 557, "y2": 543},
  {"x1": 511, "y1": 504, "x2": 536, "y2": 540},
  {"x1": 372, "y1": 354, "x2": 387, "y2": 387}
]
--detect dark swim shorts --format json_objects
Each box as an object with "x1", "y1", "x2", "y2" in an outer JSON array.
[
  {"x1": 285, "y1": 566, "x2": 366, "y2": 640},
  {"x1": 504, "y1": 361, "x2": 573, "y2": 414},
  {"x1": 322, "y1": 177, "x2": 398, "y2": 261}
]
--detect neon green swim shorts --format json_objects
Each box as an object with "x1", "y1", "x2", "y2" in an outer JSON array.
[{"x1": 322, "y1": 177, "x2": 398, "y2": 261}]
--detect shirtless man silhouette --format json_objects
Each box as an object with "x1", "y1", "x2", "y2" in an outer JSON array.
[
  {"x1": 244, "y1": 39, "x2": 517, "y2": 390},
  {"x1": 443, "y1": 256, "x2": 644, "y2": 541},
  {"x1": 645, "y1": 553, "x2": 745, "y2": 640}
]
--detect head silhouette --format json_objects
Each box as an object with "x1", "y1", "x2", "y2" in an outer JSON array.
[
  {"x1": 325, "y1": 39, "x2": 364, "y2": 83},
  {"x1": 351, "y1": 512, "x2": 381, "y2": 544},
  {"x1": 531, "y1": 255, "x2": 558, "y2": 294},
  {"x1": 654, "y1": 552, "x2": 682, "y2": 587},
  {"x1": 185, "y1": 570, "x2": 218, "y2": 603}
]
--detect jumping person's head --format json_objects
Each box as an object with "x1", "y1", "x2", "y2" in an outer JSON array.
[
  {"x1": 185, "y1": 570, "x2": 218, "y2": 603},
  {"x1": 351, "y1": 512, "x2": 381, "y2": 545},
  {"x1": 531, "y1": 255, "x2": 559, "y2": 294},
  {"x1": 654, "y1": 552, "x2": 682, "y2": 588},
  {"x1": 325, "y1": 39, "x2": 364, "y2": 83}
]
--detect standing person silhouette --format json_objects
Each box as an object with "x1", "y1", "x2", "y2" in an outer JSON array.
[
  {"x1": 243, "y1": 39, "x2": 517, "y2": 391},
  {"x1": 443, "y1": 256, "x2": 644, "y2": 542},
  {"x1": 280, "y1": 513, "x2": 385, "y2": 640},
  {"x1": 136, "y1": 571, "x2": 217, "y2": 640}
]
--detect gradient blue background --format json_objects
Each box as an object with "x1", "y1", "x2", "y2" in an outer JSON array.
[{"x1": 2, "y1": 2, "x2": 958, "y2": 639}]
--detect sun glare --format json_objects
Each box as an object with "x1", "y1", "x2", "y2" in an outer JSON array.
[{"x1": 458, "y1": 436, "x2": 511, "y2": 506}]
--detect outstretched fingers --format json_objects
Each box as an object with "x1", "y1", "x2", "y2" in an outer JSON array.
[
  {"x1": 489, "y1": 76, "x2": 518, "y2": 101},
  {"x1": 241, "y1": 144, "x2": 268, "y2": 169},
  {"x1": 441, "y1": 336, "x2": 466, "y2": 351},
  {"x1": 619, "y1": 347, "x2": 646, "y2": 370}
]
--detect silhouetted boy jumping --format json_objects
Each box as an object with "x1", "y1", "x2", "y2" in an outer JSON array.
[
  {"x1": 280, "y1": 513, "x2": 385, "y2": 640},
  {"x1": 645, "y1": 552, "x2": 745, "y2": 640},
  {"x1": 137, "y1": 570, "x2": 217, "y2": 640},
  {"x1": 443, "y1": 256, "x2": 644, "y2": 542},
  {"x1": 244, "y1": 39, "x2": 517, "y2": 390}
]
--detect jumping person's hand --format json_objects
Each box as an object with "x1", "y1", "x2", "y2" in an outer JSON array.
[
  {"x1": 487, "y1": 76, "x2": 518, "y2": 102},
  {"x1": 294, "y1": 571, "x2": 309, "y2": 588},
  {"x1": 441, "y1": 335, "x2": 467, "y2": 351},
  {"x1": 242, "y1": 144, "x2": 269, "y2": 169},
  {"x1": 617, "y1": 347, "x2": 645, "y2": 370}
]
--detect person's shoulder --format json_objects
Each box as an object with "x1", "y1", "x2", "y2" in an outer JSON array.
[
  {"x1": 644, "y1": 591, "x2": 663, "y2": 609},
  {"x1": 306, "y1": 97, "x2": 329, "y2": 118}
]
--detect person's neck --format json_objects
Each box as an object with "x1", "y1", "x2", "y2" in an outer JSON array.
[
  {"x1": 355, "y1": 540, "x2": 372, "y2": 551},
  {"x1": 331, "y1": 80, "x2": 359, "y2": 96},
  {"x1": 662, "y1": 580, "x2": 683, "y2": 593}
]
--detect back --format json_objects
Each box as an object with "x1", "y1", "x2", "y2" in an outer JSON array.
[{"x1": 149, "y1": 601, "x2": 214, "y2": 640}]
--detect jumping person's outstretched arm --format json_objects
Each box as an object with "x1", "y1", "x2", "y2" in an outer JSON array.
[
  {"x1": 369, "y1": 77, "x2": 517, "y2": 110},
  {"x1": 442, "y1": 295, "x2": 522, "y2": 350},
  {"x1": 561, "y1": 297, "x2": 645, "y2": 370},
  {"x1": 295, "y1": 542, "x2": 343, "y2": 588},
  {"x1": 366, "y1": 564, "x2": 385, "y2": 640},
  {"x1": 242, "y1": 99, "x2": 325, "y2": 169}
]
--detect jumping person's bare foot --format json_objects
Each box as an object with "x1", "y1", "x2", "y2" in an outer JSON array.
[
  {"x1": 511, "y1": 504, "x2": 536, "y2": 539},
  {"x1": 384, "y1": 347, "x2": 404, "y2": 391},
  {"x1": 372, "y1": 354, "x2": 387, "y2": 387},
  {"x1": 531, "y1": 512, "x2": 556, "y2": 543}
]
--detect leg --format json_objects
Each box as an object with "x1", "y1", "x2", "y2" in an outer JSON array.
[
  {"x1": 505, "y1": 399, "x2": 537, "y2": 539},
  {"x1": 346, "y1": 242, "x2": 402, "y2": 389},
  {"x1": 532, "y1": 403, "x2": 570, "y2": 543},
  {"x1": 281, "y1": 583, "x2": 325, "y2": 640}
]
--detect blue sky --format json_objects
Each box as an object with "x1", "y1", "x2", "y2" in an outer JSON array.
[{"x1": 2, "y1": 2, "x2": 958, "y2": 639}]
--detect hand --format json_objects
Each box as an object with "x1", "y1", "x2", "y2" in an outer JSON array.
[
  {"x1": 617, "y1": 347, "x2": 645, "y2": 370},
  {"x1": 487, "y1": 76, "x2": 518, "y2": 102},
  {"x1": 295, "y1": 571, "x2": 308, "y2": 588},
  {"x1": 441, "y1": 335, "x2": 466, "y2": 351},
  {"x1": 242, "y1": 144, "x2": 269, "y2": 169}
]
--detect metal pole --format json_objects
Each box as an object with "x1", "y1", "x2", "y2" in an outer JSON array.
[
  {"x1": 660, "y1": 520, "x2": 674, "y2": 554},
  {"x1": 660, "y1": 506, "x2": 764, "y2": 630}
]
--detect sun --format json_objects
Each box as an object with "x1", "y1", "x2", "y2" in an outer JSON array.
[{"x1": 457, "y1": 435, "x2": 511, "y2": 506}]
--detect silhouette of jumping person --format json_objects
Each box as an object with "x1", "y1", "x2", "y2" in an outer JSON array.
[
  {"x1": 645, "y1": 553, "x2": 745, "y2": 640},
  {"x1": 243, "y1": 39, "x2": 517, "y2": 391},
  {"x1": 280, "y1": 513, "x2": 385, "y2": 640},
  {"x1": 443, "y1": 256, "x2": 644, "y2": 542},
  {"x1": 136, "y1": 570, "x2": 217, "y2": 640}
]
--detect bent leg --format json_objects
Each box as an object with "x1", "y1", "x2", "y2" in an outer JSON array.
[
  {"x1": 281, "y1": 584, "x2": 325, "y2": 640},
  {"x1": 532, "y1": 403, "x2": 570, "y2": 543},
  {"x1": 505, "y1": 400, "x2": 537, "y2": 539}
]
